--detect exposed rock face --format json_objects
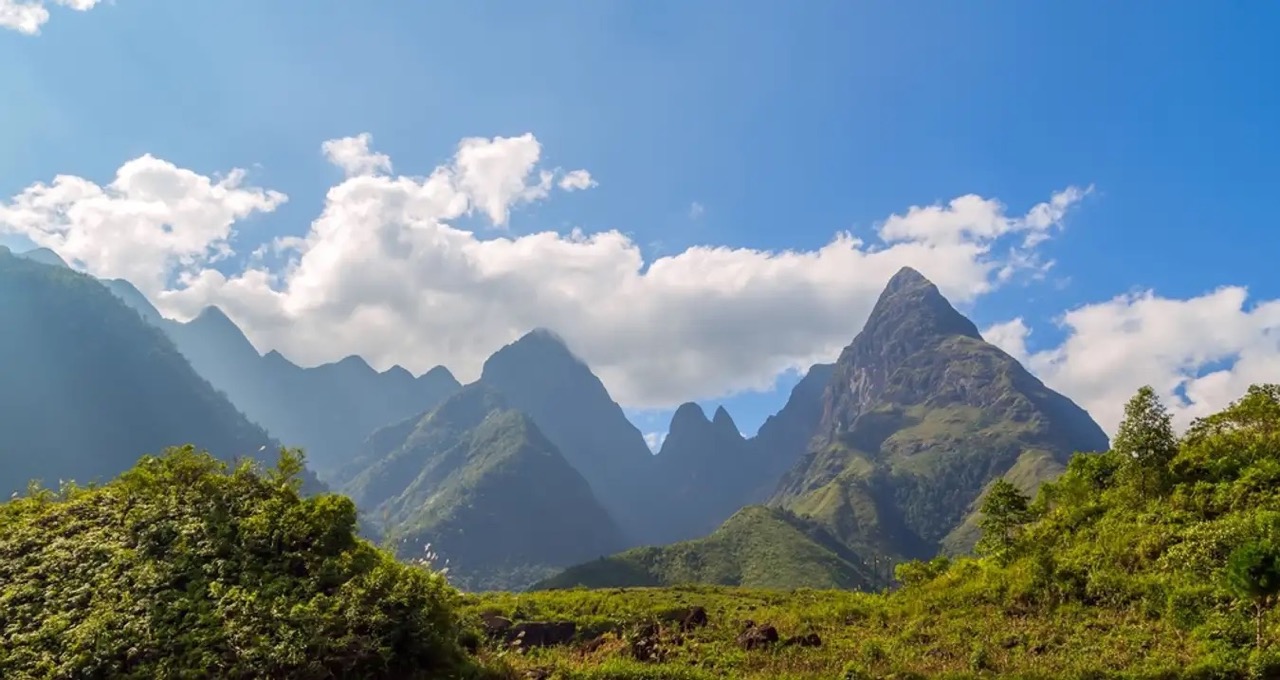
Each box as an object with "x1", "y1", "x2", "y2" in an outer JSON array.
[{"x1": 771, "y1": 266, "x2": 1109, "y2": 560}]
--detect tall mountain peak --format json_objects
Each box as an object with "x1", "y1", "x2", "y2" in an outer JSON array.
[
  {"x1": 711, "y1": 405, "x2": 739, "y2": 435},
  {"x1": 862, "y1": 267, "x2": 981, "y2": 342}
]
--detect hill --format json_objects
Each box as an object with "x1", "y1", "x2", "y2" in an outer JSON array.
[
  {"x1": 535, "y1": 505, "x2": 874, "y2": 591},
  {"x1": 342, "y1": 384, "x2": 625, "y2": 590},
  {"x1": 771, "y1": 266, "x2": 1109, "y2": 560},
  {"x1": 0, "y1": 248, "x2": 288, "y2": 495},
  {"x1": 462, "y1": 383, "x2": 1280, "y2": 679},
  {"x1": 0, "y1": 446, "x2": 484, "y2": 679}
]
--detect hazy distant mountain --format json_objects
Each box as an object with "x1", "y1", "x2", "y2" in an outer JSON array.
[
  {"x1": 771, "y1": 267, "x2": 1110, "y2": 559},
  {"x1": 534, "y1": 505, "x2": 874, "y2": 591},
  {"x1": 91, "y1": 275, "x2": 460, "y2": 480},
  {"x1": 649, "y1": 403, "x2": 760, "y2": 542},
  {"x1": 343, "y1": 384, "x2": 624, "y2": 590},
  {"x1": 0, "y1": 247, "x2": 292, "y2": 495},
  {"x1": 478, "y1": 329, "x2": 661, "y2": 544}
]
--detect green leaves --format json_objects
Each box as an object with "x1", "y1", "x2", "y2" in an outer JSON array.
[
  {"x1": 0, "y1": 445, "x2": 477, "y2": 680},
  {"x1": 975, "y1": 478, "x2": 1031, "y2": 564}
]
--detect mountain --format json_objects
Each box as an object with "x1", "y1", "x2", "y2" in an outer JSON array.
[
  {"x1": 771, "y1": 266, "x2": 1110, "y2": 559},
  {"x1": 648, "y1": 403, "x2": 764, "y2": 541},
  {"x1": 478, "y1": 329, "x2": 660, "y2": 544},
  {"x1": 0, "y1": 247, "x2": 286, "y2": 495},
  {"x1": 534, "y1": 505, "x2": 874, "y2": 591},
  {"x1": 82, "y1": 269, "x2": 462, "y2": 481},
  {"x1": 746, "y1": 362, "x2": 835, "y2": 497},
  {"x1": 342, "y1": 384, "x2": 625, "y2": 591}
]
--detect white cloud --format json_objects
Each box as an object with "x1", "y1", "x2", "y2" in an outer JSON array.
[
  {"x1": 878, "y1": 185, "x2": 1091, "y2": 248},
  {"x1": 0, "y1": 154, "x2": 286, "y2": 294},
  {"x1": 558, "y1": 169, "x2": 596, "y2": 192},
  {"x1": 644, "y1": 431, "x2": 667, "y2": 452},
  {"x1": 689, "y1": 202, "x2": 705, "y2": 219},
  {"x1": 2, "y1": 131, "x2": 1092, "y2": 409},
  {"x1": 984, "y1": 287, "x2": 1280, "y2": 435},
  {"x1": 322, "y1": 133, "x2": 392, "y2": 177},
  {"x1": 1, "y1": 0, "x2": 102, "y2": 35}
]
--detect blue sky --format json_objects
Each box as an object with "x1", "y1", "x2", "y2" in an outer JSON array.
[{"x1": 3, "y1": 1, "x2": 1279, "y2": 444}]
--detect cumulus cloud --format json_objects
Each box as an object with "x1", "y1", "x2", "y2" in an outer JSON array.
[
  {"x1": 558, "y1": 169, "x2": 596, "y2": 192},
  {"x1": 2, "y1": 130, "x2": 1093, "y2": 409},
  {"x1": 983, "y1": 287, "x2": 1280, "y2": 435},
  {"x1": 1, "y1": 0, "x2": 102, "y2": 35},
  {"x1": 322, "y1": 133, "x2": 392, "y2": 177},
  {"x1": 0, "y1": 155, "x2": 286, "y2": 294}
]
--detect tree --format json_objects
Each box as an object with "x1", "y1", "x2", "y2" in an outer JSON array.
[
  {"x1": 1224, "y1": 540, "x2": 1280, "y2": 648},
  {"x1": 976, "y1": 478, "x2": 1031, "y2": 562},
  {"x1": 1113, "y1": 386, "x2": 1178, "y2": 498}
]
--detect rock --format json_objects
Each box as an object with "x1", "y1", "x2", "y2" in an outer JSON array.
[
  {"x1": 507, "y1": 621, "x2": 577, "y2": 649},
  {"x1": 737, "y1": 623, "x2": 779, "y2": 650},
  {"x1": 783, "y1": 632, "x2": 823, "y2": 648},
  {"x1": 660, "y1": 605, "x2": 709, "y2": 631},
  {"x1": 480, "y1": 612, "x2": 513, "y2": 639}
]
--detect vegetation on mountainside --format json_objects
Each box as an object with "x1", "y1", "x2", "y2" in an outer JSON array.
[
  {"x1": 0, "y1": 446, "x2": 484, "y2": 680},
  {"x1": 344, "y1": 384, "x2": 624, "y2": 592},
  {"x1": 772, "y1": 267, "x2": 1109, "y2": 566},
  {"x1": 0, "y1": 250, "x2": 285, "y2": 496},
  {"x1": 468, "y1": 384, "x2": 1280, "y2": 679},
  {"x1": 534, "y1": 505, "x2": 874, "y2": 591}
]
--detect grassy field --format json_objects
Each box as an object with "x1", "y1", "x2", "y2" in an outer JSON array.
[{"x1": 458, "y1": 585, "x2": 1211, "y2": 680}]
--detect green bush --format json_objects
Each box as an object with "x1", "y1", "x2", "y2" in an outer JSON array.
[{"x1": 0, "y1": 446, "x2": 480, "y2": 680}]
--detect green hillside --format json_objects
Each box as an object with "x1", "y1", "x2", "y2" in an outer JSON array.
[
  {"x1": 344, "y1": 384, "x2": 625, "y2": 591},
  {"x1": 461, "y1": 383, "x2": 1280, "y2": 679},
  {"x1": 535, "y1": 505, "x2": 874, "y2": 591}
]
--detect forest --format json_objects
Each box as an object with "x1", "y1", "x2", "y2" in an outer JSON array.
[{"x1": 3, "y1": 383, "x2": 1279, "y2": 679}]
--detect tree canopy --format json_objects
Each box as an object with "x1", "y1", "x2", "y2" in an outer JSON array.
[{"x1": 0, "y1": 446, "x2": 484, "y2": 680}]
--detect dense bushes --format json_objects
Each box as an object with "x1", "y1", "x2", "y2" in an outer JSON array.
[{"x1": 0, "y1": 446, "x2": 483, "y2": 679}]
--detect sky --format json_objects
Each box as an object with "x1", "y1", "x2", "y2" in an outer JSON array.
[{"x1": 2, "y1": 1, "x2": 1279, "y2": 450}]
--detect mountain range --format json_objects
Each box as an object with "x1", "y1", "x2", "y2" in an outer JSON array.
[{"x1": 2, "y1": 246, "x2": 1109, "y2": 590}]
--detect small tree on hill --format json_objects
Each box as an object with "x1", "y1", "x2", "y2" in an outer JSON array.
[
  {"x1": 1113, "y1": 386, "x2": 1178, "y2": 498},
  {"x1": 1224, "y1": 540, "x2": 1280, "y2": 649},
  {"x1": 976, "y1": 478, "x2": 1031, "y2": 563}
]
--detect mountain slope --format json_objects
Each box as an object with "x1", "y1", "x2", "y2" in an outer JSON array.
[
  {"x1": 534, "y1": 505, "x2": 874, "y2": 591},
  {"x1": 771, "y1": 266, "x2": 1109, "y2": 560},
  {"x1": 478, "y1": 329, "x2": 660, "y2": 544},
  {"x1": 0, "y1": 248, "x2": 281, "y2": 495},
  {"x1": 650, "y1": 403, "x2": 767, "y2": 541},
  {"x1": 344, "y1": 384, "x2": 625, "y2": 590},
  {"x1": 88, "y1": 271, "x2": 461, "y2": 480},
  {"x1": 746, "y1": 362, "x2": 835, "y2": 498}
]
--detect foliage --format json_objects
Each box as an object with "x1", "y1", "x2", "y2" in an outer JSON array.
[
  {"x1": 1113, "y1": 386, "x2": 1179, "y2": 498},
  {"x1": 0, "y1": 445, "x2": 483, "y2": 680},
  {"x1": 975, "y1": 479, "x2": 1031, "y2": 563},
  {"x1": 1224, "y1": 541, "x2": 1280, "y2": 648}
]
